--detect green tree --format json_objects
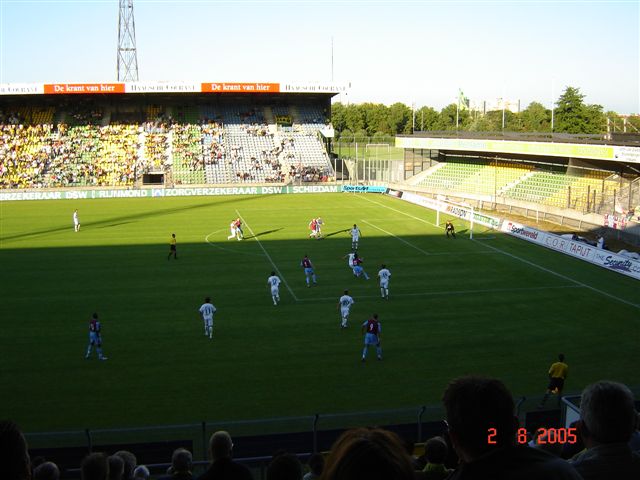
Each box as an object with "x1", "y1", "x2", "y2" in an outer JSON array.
[
  {"x1": 520, "y1": 102, "x2": 551, "y2": 132},
  {"x1": 554, "y1": 86, "x2": 604, "y2": 134},
  {"x1": 361, "y1": 103, "x2": 390, "y2": 136},
  {"x1": 415, "y1": 106, "x2": 439, "y2": 131},
  {"x1": 435, "y1": 104, "x2": 470, "y2": 130},
  {"x1": 388, "y1": 102, "x2": 412, "y2": 134},
  {"x1": 331, "y1": 102, "x2": 346, "y2": 133},
  {"x1": 343, "y1": 104, "x2": 365, "y2": 133}
]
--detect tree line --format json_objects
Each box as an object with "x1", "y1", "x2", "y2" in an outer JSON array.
[{"x1": 331, "y1": 86, "x2": 640, "y2": 141}]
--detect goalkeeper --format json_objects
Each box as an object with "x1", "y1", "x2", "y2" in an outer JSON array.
[{"x1": 445, "y1": 220, "x2": 456, "y2": 239}]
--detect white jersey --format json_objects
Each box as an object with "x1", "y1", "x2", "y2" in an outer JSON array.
[
  {"x1": 378, "y1": 268, "x2": 391, "y2": 286},
  {"x1": 346, "y1": 253, "x2": 356, "y2": 267},
  {"x1": 339, "y1": 294, "x2": 354, "y2": 313},
  {"x1": 351, "y1": 227, "x2": 361, "y2": 240},
  {"x1": 73, "y1": 211, "x2": 79, "y2": 224},
  {"x1": 267, "y1": 275, "x2": 281, "y2": 292},
  {"x1": 199, "y1": 302, "x2": 216, "y2": 320}
]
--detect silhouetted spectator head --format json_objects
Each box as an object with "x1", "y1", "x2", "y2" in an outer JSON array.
[
  {"x1": 580, "y1": 380, "x2": 637, "y2": 446},
  {"x1": 322, "y1": 427, "x2": 415, "y2": 480},
  {"x1": 114, "y1": 451, "x2": 137, "y2": 480},
  {"x1": 424, "y1": 436, "x2": 448, "y2": 465},
  {"x1": 132, "y1": 465, "x2": 149, "y2": 480},
  {"x1": 209, "y1": 431, "x2": 233, "y2": 461},
  {"x1": 81, "y1": 453, "x2": 109, "y2": 480},
  {"x1": 33, "y1": 461, "x2": 59, "y2": 480},
  {"x1": 442, "y1": 376, "x2": 518, "y2": 462},
  {"x1": 107, "y1": 455, "x2": 124, "y2": 480},
  {"x1": 307, "y1": 453, "x2": 324, "y2": 476},
  {"x1": 267, "y1": 452, "x2": 302, "y2": 480},
  {"x1": 0, "y1": 420, "x2": 31, "y2": 480},
  {"x1": 170, "y1": 447, "x2": 192, "y2": 473}
]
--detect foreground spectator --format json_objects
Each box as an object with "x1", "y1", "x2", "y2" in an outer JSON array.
[
  {"x1": 108, "y1": 455, "x2": 125, "y2": 480},
  {"x1": 420, "y1": 436, "x2": 453, "y2": 480},
  {"x1": 570, "y1": 380, "x2": 640, "y2": 479},
  {"x1": 82, "y1": 453, "x2": 109, "y2": 480},
  {"x1": 33, "y1": 461, "x2": 60, "y2": 480},
  {"x1": 321, "y1": 427, "x2": 415, "y2": 480},
  {"x1": 442, "y1": 376, "x2": 582, "y2": 479},
  {"x1": 267, "y1": 452, "x2": 302, "y2": 480},
  {"x1": 133, "y1": 465, "x2": 150, "y2": 480},
  {"x1": 162, "y1": 447, "x2": 193, "y2": 480},
  {"x1": 114, "y1": 451, "x2": 137, "y2": 480},
  {"x1": 198, "y1": 430, "x2": 252, "y2": 480},
  {"x1": 0, "y1": 419, "x2": 31, "y2": 480}
]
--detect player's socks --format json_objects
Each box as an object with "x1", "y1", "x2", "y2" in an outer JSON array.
[
  {"x1": 85, "y1": 346, "x2": 91, "y2": 358},
  {"x1": 364, "y1": 273, "x2": 370, "y2": 280},
  {"x1": 376, "y1": 346, "x2": 383, "y2": 359}
]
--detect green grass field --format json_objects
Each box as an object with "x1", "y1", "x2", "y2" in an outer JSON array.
[{"x1": 1, "y1": 192, "x2": 638, "y2": 436}]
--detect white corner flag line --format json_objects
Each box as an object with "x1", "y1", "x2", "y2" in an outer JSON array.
[{"x1": 235, "y1": 210, "x2": 299, "y2": 302}]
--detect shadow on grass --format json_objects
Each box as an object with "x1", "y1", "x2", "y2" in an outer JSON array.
[{"x1": 245, "y1": 228, "x2": 284, "y2": 240}]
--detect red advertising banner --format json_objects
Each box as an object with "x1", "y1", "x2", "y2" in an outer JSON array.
[
  {"x1": 201, "y1": 82, "x2": 280, "y2": 93},
  {"x1": 44, "y1": 83, "x2": 125, "y2": 94}
]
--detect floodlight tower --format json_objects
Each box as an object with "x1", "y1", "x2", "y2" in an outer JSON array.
[{"x1": 117, "y1": 0, "x2": 139, "y2": 81}]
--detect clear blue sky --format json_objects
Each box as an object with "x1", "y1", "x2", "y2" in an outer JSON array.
[{"x1": 0, "y1": 0, "x2": 638, "y2": 113}]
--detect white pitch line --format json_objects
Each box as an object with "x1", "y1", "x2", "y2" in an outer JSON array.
[
  {"x1": 357, "y1": 194, "x2": 640, "y2": 310},
  {"x1": 473, "y1": 239, "x2": 640, "y2": 310},
  {"x1": 361, "y1": 219, "x2": 431, "y2": 256},
  {"x1": 298, "y1": 284, "x2": 584, "y2": 302},
  {"x1": 236, "y1": 209, "x2": 299, "y2": 302}
]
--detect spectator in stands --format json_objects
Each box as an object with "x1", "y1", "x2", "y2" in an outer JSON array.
[
  {"x1": 538, "y1": 353, "x2": 569, "y2": 408},
  {"x1": 114, "y1": 451, "x2": 137, "y2": 480},
  {"x1": 198, "y1": 430, "x2": 252, "y2": 480},
  {"x1": 420, "y1": 436, "x2": 453, "y2": 480},
  {"x1": 303, "y1": 453, "x2": 324, "y2": 480},
  {"x1": 629, "y1": 412, "x2": 640, "y2": 452},
  {"x1": 108, "y1": 455, "x2": 125, "y2": 480},
  {"x1": 0, "y1": 419, "x2": 31, "y2": 480},
  {"x1": 81, "y1": 453, "x2": 109, "y2": 480},
  {"x1": 162, "y1": 447, "x2": 193, "y2": 480},
  {"x1": 442, "y1": 375, "x2": 582, "y2": 479},
  {"x1": 33, "y1": 461, "x2": 60, "y2": 480},
  {"x1": 266, "y1": 452, "x2": 303, "y2": 480},
  {"x1": 133, "y1": 465, "x2": 150, "y2": 480},
  {"x1": 321, "y1": 427, "x2": 415, "y2": 480},
  {"x1": 569, "y1": 380, "x2": 640, "y2": 479}
]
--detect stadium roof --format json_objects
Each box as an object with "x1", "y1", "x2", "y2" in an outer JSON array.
[{"x1": 0, "y1": 81, "x2": 348, "y2": 96}]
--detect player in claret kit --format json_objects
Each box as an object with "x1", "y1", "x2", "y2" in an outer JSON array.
[
  {"x1": 309, "y1": 218, "x2": 318, "y2": 238},
  {"x1": 267, "y1": 271, "x2": 281, "y2": 305},
  {"x1": 234, "y1": 218, "x2": 244, "y2": 240},
  {"x1": 361, "y1": 313, "x2": 382, "y2": 362},
  {"x1": 301, "y1": 254, "x2": 317, "y2": 287},
  {"x1": 85, "y1": 313, "x2": 107, "y2": 360},
  {"x1": 352, "y1": 253, "x2": 370, "y2": 280},
  {"x1": 378, "y1": 264, "x2": 391, "y2": 299},
  {"x1": 337, "y1": 289, "x2": 355, "y2": 329}
]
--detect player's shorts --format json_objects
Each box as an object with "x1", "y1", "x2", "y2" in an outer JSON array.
[
  {"x1": 380, "y1": 280, "x2": 389, "y2": 288},
  {"x1": 547, "y1": 377, "x2": 565, "y2": 392},
  {"x1": 352, "y1": 236, "x2": 360, "y2": 242},
  {"x1": 89, "y1": 332, "x2": 101, "y2": 345},
  {"x1": 170, "y1": 245, "x2": 176, "y2": 251},
  {"x1": 271, "y1": 286, "x2": 279, "y2": 296},
  {"x1": 364, "y1": 333, "x2": 379, "y2": 346},
  {"x1": 304, "y1": 267, "x2": 314, "y2": 275},
  {"x1": 341, "y1": 308, "x2": 350, "y2": 318},
  {"x1": 353, "y1": 266, "x2": 364, "y2": 276}
]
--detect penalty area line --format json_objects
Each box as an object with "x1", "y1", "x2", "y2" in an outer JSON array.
[{"x1": 236, "y1": 209, "x2": 299, "y2": 302}]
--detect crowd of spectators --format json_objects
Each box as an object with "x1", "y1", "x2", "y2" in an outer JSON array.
[
  {"x1": 3, "y1": 376, "x2": 638, "y2": 480},
  {"x1": 0, "y1": 105, "x2": 333, "y2": 188}
]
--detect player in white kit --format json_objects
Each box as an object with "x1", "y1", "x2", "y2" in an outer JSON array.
[
  {"x1": 73, "y1": 209, "x2": 80, "y2": 232},
  {"x1": 198, "y1": 297, "x2": 217, "y2": 339},
  {"x1": 227, "y1": 220, "x2": 237, "y2": 240},
  {"x1": 337, "y1": 289, "x2": 355, "y2": 329},
  {"x1": 378, "y1": 264, "x2": 391, "y2": 299},
  {"x1": 267, "y1": 271, "x2": 281, "y2": 305},
  {"x1": 350, "y1": 224, "x2": 361, "y2": 250}
]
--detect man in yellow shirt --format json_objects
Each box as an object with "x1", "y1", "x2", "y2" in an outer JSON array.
[
  {"x1": 538, "y1": 353, "x2": 568, "y2": 408},
  {"x1": 168, "y1": 233, "x2": 177, "y2": 261}
]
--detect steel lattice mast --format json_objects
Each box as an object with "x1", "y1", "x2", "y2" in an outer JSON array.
[{"x1": 117, "y1": 0, "x2": 139, "y2": 81}]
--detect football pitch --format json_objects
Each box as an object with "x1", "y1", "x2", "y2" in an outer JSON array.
[{"x1": 1, "y1": 192, "x2": 638, "y2": 434}]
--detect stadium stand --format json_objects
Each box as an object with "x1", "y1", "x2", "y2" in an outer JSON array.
[{"x1": 0, "y1": 100, "x2": 334, "y2": 189}]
